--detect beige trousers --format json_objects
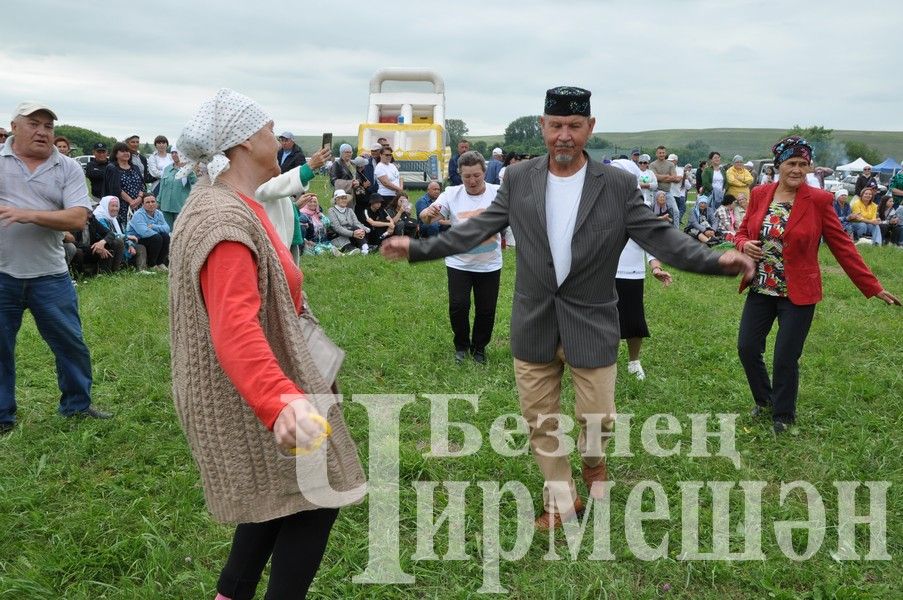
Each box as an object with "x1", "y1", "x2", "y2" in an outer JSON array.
[{"x1": 514, "y1": 345, "x2": 617, "y2": 512}]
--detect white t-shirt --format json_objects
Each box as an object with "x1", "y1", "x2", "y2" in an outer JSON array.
[
  {"x1": 611, "y1": 158, "x2": 641, "y2": 179},
  {"x1": 712, "y1": 169, "x2": 724, "y2": 194},
  {"x1": 805, "y1": 173, "x2": 821, "y2": 188},
  {"x1": 434, "y1": 183, "x2": 502, "y2": 272},
  {"x1": 671, "y1": 166, "x2": 685, "y2": 196},
  {"x1": 545, "y1": 163, "x2": 587, "y2": 286},
  {"x1": 374, "y1": 162, "x2": 400, "y2": 196},
  {"x1": 616, "y1": 239, "x2": 656, "y2": 280},
  {"x1": 148, "y1": 152, "x2": 173, "y2": 179},
  {"x1": 637, "y1": 168, "x2": 658, "y2": 207}
]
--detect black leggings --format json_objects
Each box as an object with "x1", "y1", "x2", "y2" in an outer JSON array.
[
  {"x1": 340, "y1": 235, "x2": 366, "y2": 252},
  {"x1": 737, "y1": 291, "x2": 815, "y2": 424},
  {"x1": 217, "y1": 507, "x2": 339, "y2": 600}
]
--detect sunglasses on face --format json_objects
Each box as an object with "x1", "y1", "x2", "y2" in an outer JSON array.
[{"x1": 638, "y1": 161, "x2": 649, "y2": 165}]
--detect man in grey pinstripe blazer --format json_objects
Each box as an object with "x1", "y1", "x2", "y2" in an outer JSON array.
[{"x1": 383, "y1": 87, "x2": 754, "y2": 529}]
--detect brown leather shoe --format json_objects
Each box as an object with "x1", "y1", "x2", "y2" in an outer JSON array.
[
  {"x1": 582, "y1": 460, "x2": 608, "y2": 500},
  {"x1": 535, "y1": 497, "x2": 585, "y2": 531}
]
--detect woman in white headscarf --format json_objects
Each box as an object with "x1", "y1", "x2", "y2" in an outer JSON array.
[
  {"x1": 93, "y1": 195, "x2": 147, "y2": 270},
  {"x1": 64, "y1": 195, "x2": 127, "y2": 273},
  {"x1": 169, "y1": 89, "x2": 364, "y2": 600}
]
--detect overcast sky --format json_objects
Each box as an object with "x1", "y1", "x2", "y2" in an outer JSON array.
[{"x1": 2, "y1": 0, "x2": 900, "y2": 143}]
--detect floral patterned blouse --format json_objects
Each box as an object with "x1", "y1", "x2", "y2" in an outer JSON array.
[{"x1": 751, "y1": 200, "x2": 793, "y2": 297}]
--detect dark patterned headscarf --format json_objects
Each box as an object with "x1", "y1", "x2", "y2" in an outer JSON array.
[
  {"x1": 771, "y1": 135, "x2": 812, "y2": 167},
  {"x1": 544, "y1": 86, "x2": 591, "y2": 116}
]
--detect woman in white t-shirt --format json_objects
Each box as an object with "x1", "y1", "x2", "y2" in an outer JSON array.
[
  {"x1": 147, "y1": 135, "x2": 173, "y2": 182},
  {"x1": 374, "y1": 147, "x2": 403, "y2": 201},
  {"x1": 615, "y1": 239, "x2": 672, "y2": 380},
  {"x1": 419, "y1": 151, "x2": 502, "y2": 364}
]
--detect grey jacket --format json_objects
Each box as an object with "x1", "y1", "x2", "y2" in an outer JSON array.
[
  {"x1": 410, "y1": 155, "x2": 725, "y2": 368},
  {"x1": 327, "y1": 205, "x2": 366, "y2": 248}
]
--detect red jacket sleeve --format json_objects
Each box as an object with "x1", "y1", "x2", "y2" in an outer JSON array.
[
  {"x1": 818, "y1": 196, "x2": 884, "y2": 298},
  {"x1": 200, "y1": 241, "x2": 303, "y2": 430}
]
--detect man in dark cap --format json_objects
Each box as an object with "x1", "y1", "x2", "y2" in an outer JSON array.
[
  {"x1": 85, "y1": 142, "x2": 110, "y2": 200},
  {"x1": 382, "y1": 86, "x2": 754, "y2": 530}
]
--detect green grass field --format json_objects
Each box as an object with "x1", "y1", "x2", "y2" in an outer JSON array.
[{"x1": 1, "y1": 177, "x2": 901, "y2": 599}]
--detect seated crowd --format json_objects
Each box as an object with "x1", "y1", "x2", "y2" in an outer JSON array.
[{"x1": 62, "y1": 134, "x2": 903, "y2": 281}]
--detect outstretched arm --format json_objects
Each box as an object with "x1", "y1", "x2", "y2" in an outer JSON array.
[
  {"x1": 625, "y1": 185, "x2": 754, "y2": 282},
  {"x1": 820, "y1": 197, "x2": 899, "y2": 304},
  {"x1": 391, "y1": 185, "x2": 510, "y2": 262}
]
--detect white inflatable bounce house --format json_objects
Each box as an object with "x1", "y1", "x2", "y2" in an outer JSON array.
[{"x1": 357, "y1": 68, "x2": 451, "y2": 187}]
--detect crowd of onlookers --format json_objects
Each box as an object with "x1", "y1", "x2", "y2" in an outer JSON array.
[
  {"x1": 614, "y1": 145, "x2": 903, "y2": 249},
  {"x1": 51, "y1": 133, "x2": 193, "y2": 278},
  {"x1": 29, "y1": 130, "x2": 903, "y2": 282}
]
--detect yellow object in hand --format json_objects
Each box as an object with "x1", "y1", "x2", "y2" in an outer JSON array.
[{"x1": 290, "y1": 413, "x2": 332, "y2": 456}]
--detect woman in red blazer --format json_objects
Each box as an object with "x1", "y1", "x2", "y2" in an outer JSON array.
[{"x1": 733, "y1": 135, "x2": 900, "y2": 434}]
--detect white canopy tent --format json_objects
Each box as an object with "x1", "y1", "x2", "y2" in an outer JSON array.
[{"x1": 835, "y1": 157, "x2": 871, "y2": 172}]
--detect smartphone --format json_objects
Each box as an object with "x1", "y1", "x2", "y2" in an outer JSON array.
[{"x1": 321, "y1": 132, "x2": 333, "y2": 150}]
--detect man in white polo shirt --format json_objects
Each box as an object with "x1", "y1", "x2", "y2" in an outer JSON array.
[
  {"x1": 420, "y1": 150, "x2": 501, "y2": 364},
  {"x1": 0, "y1": 102, "x2": 112, "y2": 434}
]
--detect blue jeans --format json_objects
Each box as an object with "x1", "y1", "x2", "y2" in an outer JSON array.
[
  {"x1": 0, "y1": 272, "x2": 93, "y2": 424},
  {"x1": 674, "y1": 195, "x2": 687, "y2": 225},
  {"x1": 849, "y1": 222, "x2": 882, "y2": 244}
]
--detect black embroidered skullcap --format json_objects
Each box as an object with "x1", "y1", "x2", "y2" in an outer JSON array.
[{"x1": 544, "y1": 86, "x2": 591, "y2": 116}]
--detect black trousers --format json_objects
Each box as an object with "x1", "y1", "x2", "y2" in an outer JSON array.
[
  {"x1": 217, "y1": 507, "x2": 339, "y2": 600},
  {"x1": 446, "y1": 266, "x2": 501, "y2": 353},
  {"x1": 340, "y1": 234, "x2": 366, "y2": 252},
  {"x1": 138, "y1": 232, "x2": 170, "y2": 267},
  {"x1": 737, "y1": 291, "x2": 815, "y2": 424}
]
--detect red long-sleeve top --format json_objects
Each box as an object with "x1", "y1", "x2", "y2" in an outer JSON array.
[{"x1": 199, "y1": 194, "x2": 304, "y2": 430}]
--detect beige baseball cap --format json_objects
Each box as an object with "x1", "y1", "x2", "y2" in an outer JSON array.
[{"x1": 13, "y1": 101, "x2": 58, "y2": 121}]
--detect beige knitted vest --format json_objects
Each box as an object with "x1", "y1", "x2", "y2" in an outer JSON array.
[{"x1": 169, "y1": 181, "x2": 365, "y2": 524}]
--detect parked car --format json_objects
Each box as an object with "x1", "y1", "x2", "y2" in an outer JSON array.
[
  {"x1": 839, "y1": 174, "x2": 887, "y2": 196},
  {"x1": 74, "y1": 155, "x2": 91, "y2": 171},
  {"x1": 822, "y1": 175, "x2": 843, "y2": 192},
  {"x1": 749, "y1": 159, "x2": 773, "y2": 180}
]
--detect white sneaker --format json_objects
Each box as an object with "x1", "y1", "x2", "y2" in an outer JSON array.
[
  {"x1": 347, "y1": 248, "x2": 361, "y2": 256},
  {"x1": 361, "y1": 244, "x2": 370, "y2": 255},
  {"x1": 855, "y1": 238, "x2": 871, "y2": 246},
  {"x1": 627, "y1": 360, "x2": 646, "y2": 380}
]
